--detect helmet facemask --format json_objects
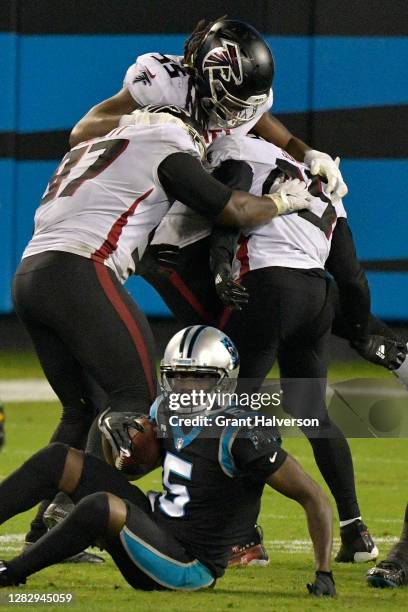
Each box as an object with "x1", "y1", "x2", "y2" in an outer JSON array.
[
  {"x1": 200, "y1": 79, "x2": 268, "y2": 128},
  {"x1": 160, "y1": 365, "x2": 237, "y2": 415},
  {"x1": 186, "y1": 19, "x2": 274, "y2": 130}
]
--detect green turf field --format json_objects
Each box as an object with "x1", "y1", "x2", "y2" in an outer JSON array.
[{"x1": 0, "y1": 357, "x2": 407, "y2": 611}]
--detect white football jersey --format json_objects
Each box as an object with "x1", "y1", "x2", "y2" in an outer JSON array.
[
  {"x1": 124, "y1": 52, "x2": 273, "y2": 146},
  {"x1": 23, "y1": 120, "x2": 202, "y2": 282},
  {"x1": 125, "y1": 52, "x2": 273, "y2": 249},
  {"x1": 209, "y1": 135, "x2": 347, "y2": 274}
]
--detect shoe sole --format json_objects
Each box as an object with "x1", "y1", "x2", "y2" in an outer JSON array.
[
  {"x1": 367, "y1": 575, "x2": 399, "y2": 588},
  {"x1": 336, "y1": 546, "x2": 379, "y2": 563},
  {"x1": 247, "y1": 559, "x2": 269, "y2": 567}
]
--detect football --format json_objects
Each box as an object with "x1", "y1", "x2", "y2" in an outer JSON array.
[{"x1": 102, "y1": 416, "x2": 161, "y2": 479}]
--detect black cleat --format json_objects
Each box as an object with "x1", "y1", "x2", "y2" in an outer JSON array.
[
  {"x1": 228, "y1": 525, "x2": 269, "y2": 567},
  {"x1": 0, "y1": 405, "x2": 5, "y2": 450},
  {"x1": 335, "y1": 520, "x2": 379, "y2": 563},
  {"x1": 0, "y1": 561, "x2": 26, "y2": 588},
  {"x1": 367, "y1": 560, "x2": 408, "y2": 588},
  {"x1": 43, "y1": 501, "x2": 71, "y2": 530}
]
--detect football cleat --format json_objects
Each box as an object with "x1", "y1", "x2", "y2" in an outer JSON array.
[
  {"x1": 228, "y1": 525, "x2": 269, "y2": 567},
  {"x1": 0, "y1": 560, "x2": 26, "y2": 587},
  {"x1": 335, "y1": 520, "x2": 379, "y2": 563},
  {"x1": 0, "y1": 405, "x2": 5, "y2": 450},
  {"x1": 43, "y1": 500, "x2": 71, "y2": 530},
  {"x1": 59, "y1": 551, "x2": 105, "y2": 564},
  {"x1": 367, "y1": 560, "x2": 408, "y2": 588}
]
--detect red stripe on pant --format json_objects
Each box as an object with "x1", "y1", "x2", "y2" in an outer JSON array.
[
  {"x1": 167, "y1": 269, "x2": 215, "y2": 325},
  {"x1": 93, "y1": 261, "x2": 156, "y2": 402},
  {"x1": 218, "y1": 308, "x2": 232, "y2": 331}
]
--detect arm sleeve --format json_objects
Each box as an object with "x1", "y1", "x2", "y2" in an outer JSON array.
[
  {"x1": 326, "y1": 218, "x2": 371, "y2": 337},
  {"x1": 209, "y1": 160, "x2": 254, "y2": 273},
  {"x1": 124, "y1": 54, "x2": 168, "y2": 106},
  {"x1": 232, "y1": 427, "x2": 287, "y2": 480},
  {"x1": 157, "y1": 152, "x2": 233, "y2": 219}
]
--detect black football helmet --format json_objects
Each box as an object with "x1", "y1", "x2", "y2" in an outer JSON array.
[
  {"x1": 185, "y1": 19, "x2": 274, "y2": 128},
  {"x1": 142, "y1": 104, "x2": 206, "y2": 159}
]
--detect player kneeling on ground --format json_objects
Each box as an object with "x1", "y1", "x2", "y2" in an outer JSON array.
[{"x1": 0, "y1": 327, "x2": 335, "y2": 596}]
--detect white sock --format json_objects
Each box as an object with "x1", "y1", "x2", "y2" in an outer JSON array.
[{"x1": 340, "y1": 516, "x2": 361, "y2": 528}]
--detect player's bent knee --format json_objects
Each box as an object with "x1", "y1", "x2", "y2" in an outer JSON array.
[
  {"x1": 72, "y1": 492, "x2": 111, "y2": 534},
  {"x1": 106, "y1": 493, "x2": 128, "y2": 535},
  {"x1": 58, "y1": 447, "x2": 85, "y2": 494}
]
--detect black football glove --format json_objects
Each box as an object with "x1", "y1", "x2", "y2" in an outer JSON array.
[
  {"x1": 98, "y1": 409, "x2": 145, "y2": 457},
  {"x1": 307, "y1": 571, "x2": 336, "y2": 597},
  {"x1": 351, "y1": 334, "x2": 407, "y2": 370},
  {"x1": 214, "y1": 264, "x2": 249, "y2": 310}
]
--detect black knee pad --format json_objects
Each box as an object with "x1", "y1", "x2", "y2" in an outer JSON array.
[{"x1": 71, "y1": 492, "x2": 110, "y2": 537}]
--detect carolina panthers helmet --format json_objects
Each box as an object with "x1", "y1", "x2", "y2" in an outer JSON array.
[
  {"x1": 185, "y1": 19, "x2": 274, "y2": 128},
  {"x1": 160, "y1": 325, "x2": 240, "y2": 414},
  {"x1": 132, "y1": 104, "x2": 206, "y2": 160}
]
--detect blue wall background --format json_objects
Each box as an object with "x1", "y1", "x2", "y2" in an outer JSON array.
[{"x1": 1, "y1": 31, "x2": 407, "y2": 318}]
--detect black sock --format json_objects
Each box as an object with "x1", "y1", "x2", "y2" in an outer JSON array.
[
  {"x1": 49, "y1": 404, "x2": 94, "y2": 449},
  {"x1": 7, "y1": 493, "x2": 110, "y2": 581},
  {"x1": 0, "y1": 443, "x2": 69, "y2": 526},
  {"x1": 307, "y1": 427, "x2": 360, "y2": 521}
]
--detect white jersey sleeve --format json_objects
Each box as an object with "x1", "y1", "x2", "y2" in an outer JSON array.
[{"x1": 124, "y1": 53, "x2": 190, "y2": 108}]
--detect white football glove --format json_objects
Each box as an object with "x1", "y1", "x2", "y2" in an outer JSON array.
[
  {"x1": 304, "y1": 149, "x2": 348, "y2": 198},
  {"x1": 266, "y1": 177, "x2": 313, "y2": 215}
]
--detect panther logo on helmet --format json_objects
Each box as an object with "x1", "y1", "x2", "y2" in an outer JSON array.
[{"x1": 202, "y1": 40, "x2": 243, "y2": 85}]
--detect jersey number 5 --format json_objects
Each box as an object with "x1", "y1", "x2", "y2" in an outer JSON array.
[
  {"x1": 159, "y1": 452, "x2": 192, "y2": 518},
  {"x1": 41, "y1": 139, "x2": 129, "y2": 205}
]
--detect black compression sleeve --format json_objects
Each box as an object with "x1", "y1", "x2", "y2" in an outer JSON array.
[
  {"x1": 326, "y1": 218, "x2": 371, "y2": 336},
  {"x1": 209, "y1": 160, "x2": 254, "y2": 272},
  {"x1": 157, "y1": 152, "x2": 232, "y2": 219},
  {"x1": 212, "y1": 159, "x2": 254, "y2": 191},
  {"x1": 209, "y1": 227, "x2": 239, "y2": 273}
]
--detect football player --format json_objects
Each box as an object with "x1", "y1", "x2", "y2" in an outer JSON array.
[
  {"x1": 367, "y1": 503, "x2": 408, "y2": 588},
  {"x1": 139, "y1": 134, "x2": 382, "y2": 565},
  {"x1": 0, "y1": 327, "x2": 336, "y2": 597},
  {"x1": 13, "y1": 106, "x2": 313, "y2": 549},
  {"x1": 72, "y1": 14, "x2": 406, "y2": 389},
  {"x1": 70, "y1": 17, "x2": 347, "y2": 197}
]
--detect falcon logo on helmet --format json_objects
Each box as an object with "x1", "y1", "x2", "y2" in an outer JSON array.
[{"x1": 202, "y1": 40, "x2": 243, "y2": 85}]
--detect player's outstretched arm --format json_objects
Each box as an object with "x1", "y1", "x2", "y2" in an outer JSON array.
[
  {"x1": 254, "y1": 112, "x2": 348, "y2": 197},
  {"x1": 69, "y1": 87, "x2": 138, "y2": 147},
  {"x1": 266, "y1": 454, "x2": 335, "y2": 596},
  {"x1": 158, "y1": 153, "x2": 313, "y2": 230}
]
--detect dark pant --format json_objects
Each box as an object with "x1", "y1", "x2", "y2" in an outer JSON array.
[
  {"x1": 13, "y1": 252, "x2": 157, "y2": 428},
  {"x1": 0, "y1": 444, "x2": 214, "y2": 591},
  {"x1": 13, "y1": 251, "x2": 158, "y2": 538}
]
